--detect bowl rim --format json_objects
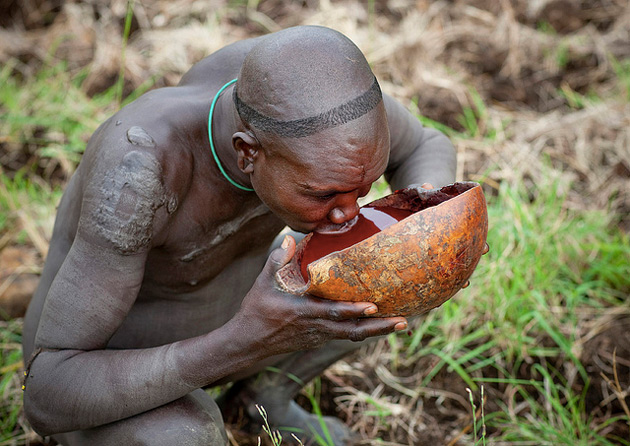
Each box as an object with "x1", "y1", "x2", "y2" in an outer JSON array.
[{"x1": 276, "y1": 181, "x2": 486, "y2": 295}]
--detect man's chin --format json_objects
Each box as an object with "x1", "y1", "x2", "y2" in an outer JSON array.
[
  {"x1": 285, "y1": 223, "x2": 313, "y2": 234},
  {"x1": 291, "y1": 228, "x2": 311, "y2": 235}
]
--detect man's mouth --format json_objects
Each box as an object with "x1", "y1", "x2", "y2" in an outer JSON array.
[{"x1": 314, "y1": 215, "x2": 359, "y2": 234}]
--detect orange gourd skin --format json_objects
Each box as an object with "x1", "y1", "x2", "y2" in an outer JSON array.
[{"x1": 276, "y1": 182, "x2": 488, "y2": 317}]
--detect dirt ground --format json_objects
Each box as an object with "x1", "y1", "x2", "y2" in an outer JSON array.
[
  {"x1": 1, "y1": 0, "x2": 629, "y2": 225},
  {"x1": 1, "y1": 0, "x2": 629, "y2": 445}
]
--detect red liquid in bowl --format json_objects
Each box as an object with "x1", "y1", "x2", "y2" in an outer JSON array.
[{"x1": 300, "y1": 206, "x2": 414, "y2": 281}]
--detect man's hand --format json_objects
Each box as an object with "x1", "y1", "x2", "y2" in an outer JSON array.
[
  {"x1": 231, "y1": 235, "x2": 408, "y2": 356},
  {"x1": 399, "y1": 182, "x2": 435, "y2": 195},
  {"x1": 411, "y1": 182, "x2": 434, "y2": 191}
]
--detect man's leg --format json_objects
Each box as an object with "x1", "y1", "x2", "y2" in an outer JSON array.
[
  {"x1": 53, "y1": 389, "x2": 227, "y2": 446},
  {"x1": 219, "y1": 338, "x2": 366, "y2": 445}
]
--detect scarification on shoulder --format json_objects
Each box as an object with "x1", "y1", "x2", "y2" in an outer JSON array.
[{"x1": 88, "y1": 150, "x2": 178, "y2": 255}]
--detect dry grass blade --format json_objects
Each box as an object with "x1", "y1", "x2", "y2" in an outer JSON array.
[
  {"x1": 599, "y1": 348, "x2": 630, "y2": 422},
  {"x1": 15, "y1": 211, "x2": 48, "y2": 260}
]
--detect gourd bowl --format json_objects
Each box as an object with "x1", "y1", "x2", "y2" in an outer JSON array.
[{"x1": 275, "y1": 182, "x2": 488, "y2": 317}]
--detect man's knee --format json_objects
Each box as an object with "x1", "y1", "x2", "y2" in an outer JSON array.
[
  {"x1": 154, "y1": 390, "x2": 227, "y2": 446},
  {"x1": 54, "y1": 390, "x2": 227, "y2": 446}
]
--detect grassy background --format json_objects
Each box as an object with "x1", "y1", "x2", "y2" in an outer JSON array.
[{"x1": 1, "y1": 1, "x2": 630, "y2": 445}]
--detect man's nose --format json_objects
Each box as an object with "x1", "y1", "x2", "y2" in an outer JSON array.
[{"x1": 328, "y1": 199, "x2": 359, "y2": 225}]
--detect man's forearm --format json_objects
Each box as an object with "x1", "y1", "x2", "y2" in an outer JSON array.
[{"x1": 24, "y1": 322, "x2": 259, "y2": 436}]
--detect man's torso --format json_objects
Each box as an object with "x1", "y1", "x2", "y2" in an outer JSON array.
[{"x1": 29, "y1": 37, "x2": 288, "y2": 349}]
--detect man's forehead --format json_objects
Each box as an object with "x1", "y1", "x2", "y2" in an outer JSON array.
[
  {"x1": 233, "y1": 76, "x2": 383, "y2": 138},
  {"x1": 292, "y1": 142, "x2": 389, "y2": 191},
  {"x1": 295, "y1": 166, "x2": 382, "y2": 193}
]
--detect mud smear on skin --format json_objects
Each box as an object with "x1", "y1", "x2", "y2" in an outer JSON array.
[{"x1": 87, "y1": 149, "x2": 177, "y2": 255}]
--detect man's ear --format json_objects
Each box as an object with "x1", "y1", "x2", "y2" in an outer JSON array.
[{"x1": 232, "y1": 131, "x2": 260, "y2": 174}]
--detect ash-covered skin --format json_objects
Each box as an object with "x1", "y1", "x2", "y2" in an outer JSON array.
[
  {"x1": 86, "y1": 149, "x2": 176, "y2": 255},
  {"x1": 21, "y1": 25, "x2": 461, "y2": 446},
  {"x1": 126, "y1": 126, "x2": 156, "y2": 147},
  {"x1": 179, "y1": 203, "x2": 269, "y2": 263}
]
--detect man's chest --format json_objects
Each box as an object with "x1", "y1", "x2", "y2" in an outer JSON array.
[{"x1": 142, "y1": 200, "x2": 285, "y2": 293}]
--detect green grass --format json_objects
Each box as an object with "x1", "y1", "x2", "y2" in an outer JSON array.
[
  {"x1": 0, "y1": 320, "x2": 25, "y2": 445},
  {"x1": 382, "y1": 173, "x2": 630, "y2": 444},
  {"x1": 1, "y1": 40, "x2": 629, "y2": 446},
  {"x1": 0, "y1": 60, "x2": 113, "y2": 179},
  {"x1": 0, "y1": 56, "x2": 157, "y2": 185},
  {"x1": 493, "y1": 371, "x2": 627, "y2": 446},
  {"x1": 557, "y1": 83, "x2": 601, "y2": 109},
  {"x1": 412, "y1": 86, "x2": 509, "y2": 142},
  {"x1": 467, "y1": 386, "x2": 487, "y2": 445},
  {"x1": 262, "y1": 369, "x2": 334, "y2": 446},
  {"x1": 0, "y1": 173, "x2": 63, "y2": 248}
]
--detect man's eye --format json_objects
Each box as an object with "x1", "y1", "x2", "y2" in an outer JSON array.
[{"x1": 315, "y1": 193, "x2": 336, "y2": 201}]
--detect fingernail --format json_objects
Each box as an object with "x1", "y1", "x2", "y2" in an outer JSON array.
[
  {"x1": 281, "y1": 235, "x2": 290, "y2": 249},
  {"x1": 363, "y1": 305, "x2": 377, "y2": 315},
  {"x1": 394, "y1": 321, "x2": 407, "y2": 331}
]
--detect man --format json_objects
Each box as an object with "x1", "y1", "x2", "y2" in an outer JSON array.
[{"x1": 22, "y1": 25, "x2": 456, "y2": 445}]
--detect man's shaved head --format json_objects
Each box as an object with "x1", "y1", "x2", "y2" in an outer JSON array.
[{"x1": 234, "y1": 26, "x2": 382, "y2": 138}]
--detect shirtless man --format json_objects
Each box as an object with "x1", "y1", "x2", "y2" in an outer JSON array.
[{"x1": 22, "y1": 25, "x2": 456, "y2": 445}]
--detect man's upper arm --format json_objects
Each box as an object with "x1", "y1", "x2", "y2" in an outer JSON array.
[
  {"x1": 34, "y1": 148, "x2": 175, "y2": 351},
  {"x1": 383, "y1": 94, "x2": 457, "y2": 188}
]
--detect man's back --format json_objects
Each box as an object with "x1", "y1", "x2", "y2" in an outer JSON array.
[{"x1": 23, "y1": 35, "x2": 284, "y2": 355}]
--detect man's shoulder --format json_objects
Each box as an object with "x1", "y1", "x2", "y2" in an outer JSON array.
[
  {"x1": 178, "y1": 35, "x2": 266, "y2": 87},
  {"x1": 91, "y1": 109, "x2": 183, "y2": 159},
  {"x1": 82, "y1": 94, "x2": 197, "y2": 198},
  {"x1": 76, "y1": 108, "x2": 198, "y2": 254}
]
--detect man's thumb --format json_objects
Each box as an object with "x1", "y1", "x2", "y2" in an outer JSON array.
[{"x1": 267, "y1": 234, "x2": 296, "y2": 271}]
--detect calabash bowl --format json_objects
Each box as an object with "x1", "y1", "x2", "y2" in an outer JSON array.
[{"x1": 275, "y1": 182, "x2": 488, "y2": 317}]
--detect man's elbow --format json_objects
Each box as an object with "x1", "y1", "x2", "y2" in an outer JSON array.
[
  {"x1": 424, "y1": 128, "x2": 457, "y2": 185},
  {"x1": 23, "y1": 388, "x2": 61, "y2": 437},
  {"x1": 428, "y1": 127, "x2": 457, "y2": 160}
]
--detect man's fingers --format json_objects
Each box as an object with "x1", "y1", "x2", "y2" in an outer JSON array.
[
  {"x1": 404, "y1": 183, "x2": 434, "y2": 195},
  {"x1": 302, "y1": 297, "x2": 379, "y2": 320},
  {"x1": 266, "y1": 234, "x2": 296, "y2": 271},
  {"x1": 299, "y1": 298, "x2": 408, "y2": 339},
  {"x1": 341, "y1": 317, "x2": 408, "y2": 342}
]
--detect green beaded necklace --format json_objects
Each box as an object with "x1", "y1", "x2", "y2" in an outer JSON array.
[{"x1": 207, "y1": 78, "x2": 254, "y2": 192}]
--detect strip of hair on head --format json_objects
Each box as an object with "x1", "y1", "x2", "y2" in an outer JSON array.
[{"x1": 234, "y1": 26, "x2": 382, "y2": 139}]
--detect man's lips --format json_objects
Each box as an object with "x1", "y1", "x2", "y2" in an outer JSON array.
[{"x1": 313, "y1": 215, "x2": 359, "y2": 234}]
